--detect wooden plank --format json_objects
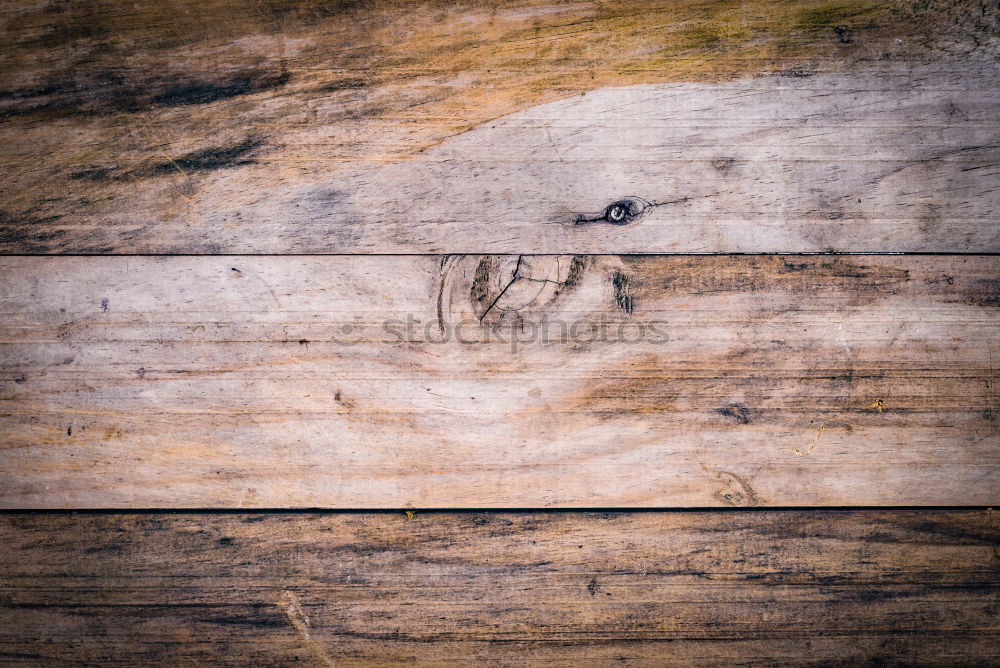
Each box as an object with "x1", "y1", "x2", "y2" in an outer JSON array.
[
  {"x1": 1, "y1": 0, "x2": 997, "y2": 253},
  {"x1": 0, "y1": 510, "x2": 997, "y2": 665},
  {"x1": 1, "y1": 255, "x2": 996, "y2": 508},
  {"x1": 329, "y1": 69, "x2": 1000, "y2": 253}
]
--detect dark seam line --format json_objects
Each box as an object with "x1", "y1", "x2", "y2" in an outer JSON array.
[
  {"x1": 1, "y1": 252, "x2": 1000, "y2": 258},
  {"x1": 0, "y1": 506, "x2": 992, "y2": 515}
]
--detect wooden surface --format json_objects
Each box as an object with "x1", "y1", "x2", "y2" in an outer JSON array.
[
  {"x1": 330, "y1": 67, "x2": 1000, "y2": 254},
  {"x1": 2, "y1": 0, "x2": 999, "y2": 663},
  {"x1": 1, "y1": 510, "x2": 998, "y2": 666},
  {"x1": 1, "y1": 255, "x2": 997, "y2": 508},
  {"x1": 1, "y1": 0, "x2": 998, "y2": 253}
]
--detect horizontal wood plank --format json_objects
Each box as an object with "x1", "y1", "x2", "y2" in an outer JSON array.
[
  {"x1": 1, "y1": 255, "x2": 997, "y2": 508},
  {"x1": 1, "y1": 0, "x2": 997, "y2": 253},
  {"x1": 0, "y1": 510, "x2": 997, "y2": 665},
  {"x1": 323, "y1": 69, "x2": 1000, "y2": 253}
]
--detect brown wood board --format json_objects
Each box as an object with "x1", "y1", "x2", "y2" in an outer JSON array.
[
  {"x1": 1, "y1": 1, "x2": 997, "y2": 253},
  {"x1": 1, "y1": 254, "x2": 996, "y2": 508},
  {"x1": 1, "y1": 510, "x2": 998, "y2": 666}
]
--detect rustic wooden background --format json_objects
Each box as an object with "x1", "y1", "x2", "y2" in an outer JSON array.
[{"x1": 1, "y1": 0, "x2": 998, "y2": 664}]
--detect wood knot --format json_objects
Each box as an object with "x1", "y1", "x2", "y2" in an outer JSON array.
[
  {"x1": 438, "y1": 255, "x2": 588, "y2": 328},
  {"x1": 703, "y1": 467, "x2": 761, "y2": 507},
  {"x1": 574, "y1": 197, "x2": 653, "y2": 225}
]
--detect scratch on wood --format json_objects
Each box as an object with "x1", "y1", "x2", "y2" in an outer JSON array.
[
  {"x1": 987, "y1": 508, "x2": 1000, "y2": 564},
  {"x1": 277, "y1": 590, "x2": 335, "y2": 667},
  {"x1": 795, "y1": 427, "x2": 825, "y2": 456}
]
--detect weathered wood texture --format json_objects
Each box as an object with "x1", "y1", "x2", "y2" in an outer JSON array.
[
  {"x1": 0, "y1": 511, "x2": 997, "y2": 666},
  {"x1": 2, "y1": 2, "x2": 998, "y2": 663},
  {"x1": 2, "y1": 255, "x2": 996, "y2": 508},
  {"x1": 326, "y1": 67, "x2": 1000, "y2": 254},
  {"x1": 1, "y1": 0, "x2": 997, "y2": 253}
]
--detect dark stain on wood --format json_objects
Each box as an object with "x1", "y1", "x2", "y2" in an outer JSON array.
[
  {"x1": 314, "y1": 77, "x2": 369, "y2": 93},
  {"x1": 151, "y1": 71, "x2": 290, "y2": 107},
  {"x1": 561, "y1": 256, "x2": 588, "y2": 289},
  {"x1": 717, "y1": 403, "x2": 753, "y2": 425},
  {"x1": 71, "y1": 136, "x2": 264, "y2": 181},
  {"x1": 147, "y1": 136, "x2": 264, "y2": 175},
  {"x1": 611, "y1": 271, "x2": 634, "y2": 315},
  {"x1": 68, "y1": 166, "x2": 116, "y2": 181},
  {"x1": 0, "y1": 210, "x2": 65, "y2": 252},
  {"x1": 711, "y1": 156, "x2": 739, "y2": 174},
  {"x1": 960, "y1": 278, "x2": 1000, "y2": 308},
  {"x1": 0, "y1": 69, "x2": 290, "y2": 120}
]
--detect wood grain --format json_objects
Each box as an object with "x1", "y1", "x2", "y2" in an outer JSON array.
[
  {"x1": 0, "y1": 510, "x2": 997, "y2": 666},
  {"x1": 1, "y1": 0, "x2": 997, "y2": 253},
  {"x1": 2, "y1": 2, "x2": 997, "y2": 662},
  {"x1": 330, "y1": 67, "x2": 1000, "y2": 253},
  {"x1": 1, "y1": 254, "x2": 996, "y2": 508}
]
